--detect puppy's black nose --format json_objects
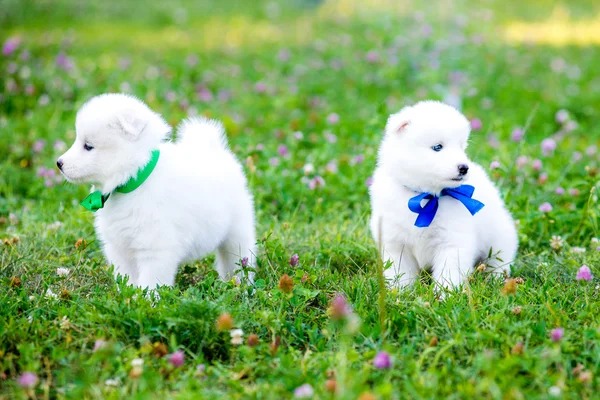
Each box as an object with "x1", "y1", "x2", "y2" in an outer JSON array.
[
  {"x1": 458, "y1": 164, "x2": 469, "y2": 175},
  {"x1": 56, "y1": 159, "x2": 64, "y2": 170}
]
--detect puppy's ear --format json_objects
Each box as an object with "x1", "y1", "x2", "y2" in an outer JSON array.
[
  {"x1": 116, "y1": 110, "x2": 147, "y2": 141},
  {"x1": 385, "y1": 113, "x2": 410, "y2": 135}
]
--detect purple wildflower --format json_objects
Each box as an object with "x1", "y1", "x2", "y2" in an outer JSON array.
[
  {"x1": 17, "y1": 372, "x2": 38, "y2": 388},
  {"x1": 329, "y1": 295, "x2": 351, "y2": 320},
  {"x1": 93, "y1": 339, "x2": 107, "y2": 352},
  {"x1": 168, "y1": 350, "x2": 185, "y2": 367},
  {"x1": 269, "y1": 157, "x2": 280, "y2": 166},
  {"x1": 470, "y1": 118, "x2": 482, "y2": 130},
  {"x1": 308, "y1": 176, "x2": 325, "y2": 190},
  {"x1": 576, "y1": 265, "x2": 593, "y2": 281},
  {"x1": 516, "y1": 156, "x2": 529, "y2": 169},
  {"x1": 326, "y1": 161, "x2": 338, "y2": 174},
  {"x1": 55, "y1": 52, "x2": 73, "y2": 71},
  {"x1": 352, "y1": 154, "x2": 365, "y2": 165},
  {"x1": 555, "y1": 187, "x2": 565, "y2": 195},
  {"x1": 586, "y1": 145, "x2": 597, "y2": 156},
  {"x1": 197, "y1": 88, "x2": 213, "y2": 102},
  {"x1": 365, "y1": 177, "x2": 373, "y2": 187},
  {"x1": 531, "y1": 159, "x2": 542, "y2": 171},
  {"x1": 539, "y1": 202, "x2": 553, "y2": 213},
  {"x1": 254, "y1": 81, "x2": 267, "y2": 93},
  {"x1": 325, "y1": 132, "x2": 337, "y2": 143},
  {"x1": 241, "y1": 257, "x2": 249, "y2": 268},
  {"x1": 326, "y1": 113, "x2": 340, "y2": 125},
  {"x1": 294, "y1": 384, "x2": 314, "y2": 398},
  {"x1": 289, "y1": 254, "x2": 299, "y2": 267},
  {"x1": 489, "y1": 161, "x2": 500, "y2": 170},
  {"x1": 365, "y1": 50, "x2": 379, "y2": 63},
  {"x1": 32, "y1": 140, "x2": 45, "y2": 153},
  {"x1": 564, "y1": 120, "x2": 578, "y2": 132},
  {"x1": 373, "y1": 351, "x2": 392, "y2": 369},
  {"x1": 555, "y1": 109, "x2": 569, "y2": 124},
  {"x1": 550, "y1": 328, "x2": 564, "y2": 343},
  {"x1": 487, "y1": 134, "x2": 500, "y2": 149},
  {"x1": 277, "y1": 144, "x2": 289, "y2": 157},
  {"x1": 165, "y1": 91, "x2": 176, "y2": 102},
  {"x1": 541, "y1": 138, "x2": 557, "y2": 156},
  {"x1": 511, "y1": 128, "x2": 524, "y2": 142},
  {"x1": 569, "y1": 188, "x2": 580, "y2": 196},
  {"x1": 2, "y1": 37, "x2": 20, "y2": 56}
]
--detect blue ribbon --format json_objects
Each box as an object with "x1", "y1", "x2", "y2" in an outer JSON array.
[{"x1": 408, "y1": 184, "x2": 485, "y2": 228}]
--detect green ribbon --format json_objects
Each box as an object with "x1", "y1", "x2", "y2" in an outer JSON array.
[{"x1": 81, "y1": 149, "x2": 160, "y2": 212}]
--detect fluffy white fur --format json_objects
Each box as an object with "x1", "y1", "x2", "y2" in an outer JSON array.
[
  {"x1": 369, "y1": 100, "x2": 518, "y2": 291},
  {"x1": 58, "y1": 93, "x2": 256, "y2": 288}
]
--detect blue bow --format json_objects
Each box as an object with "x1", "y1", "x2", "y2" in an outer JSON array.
[{"x1": 408, "y1": 184, "x2": 485, "y2": 228}]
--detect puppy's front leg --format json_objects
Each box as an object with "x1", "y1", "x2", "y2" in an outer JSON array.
[
  {"x1": 431, "y1": 246, "x2": 476, "y2": 292},
  {"x1": 135, "y1": 250, "x2": 178, "y2": 289},
  {"x1": 382, "y1": 243, "x2": 420, "y2": 288},
  {"x1": 104, "y1": 243, "x2": 138, "y2": 285}
]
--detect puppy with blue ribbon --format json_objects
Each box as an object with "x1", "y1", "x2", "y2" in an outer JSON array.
[{"x1": 369, "y1": 101, "x2": 518, "y2": 294}]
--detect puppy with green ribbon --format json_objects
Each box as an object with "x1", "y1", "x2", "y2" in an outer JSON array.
[{"x1": 58, "y1": 94, "x2": 256, "y2": 289}]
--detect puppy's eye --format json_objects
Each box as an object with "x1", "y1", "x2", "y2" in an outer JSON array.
[
  {"x1": 83, "y1": 143, "x2": 94, "y2": 151},
  {"x1": 431, "y1": 144, "x2": 443, "y2": 152}
]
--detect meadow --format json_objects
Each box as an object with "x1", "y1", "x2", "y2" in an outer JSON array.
[{"x1": 1, "y1": 0, "x2": 600, "y2": 398}]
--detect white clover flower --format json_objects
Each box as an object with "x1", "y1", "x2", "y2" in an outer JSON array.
[
  {"x1": 56, "y1": 267, "x2": 70, "y2": 276},
  {"x1": 303, "y1": 163, "x2": 315, "y2": 175},
  {"x1": 45, "y1": 288, "x2": 58, "y2": 299},
  {"x1": 550, "y1": 236, "x2": 564, "y2": 250},
  {"x1": 59, "y1": 316, "x2": 71, "y2": 330},
  {"x1": 105, "y1": 378, "x2": 120, "y2": 387},
  {"x1": 549, "y1": 386, "x2": 561, "y2": 397},
  {"x1": 131, "y1": 358, "x2": 144, "y2": 367},
  {"x1": 230, "y1": 328, "x2": 244, "y2": 346}
]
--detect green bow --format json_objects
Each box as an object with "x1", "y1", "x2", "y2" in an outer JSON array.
[{"x1": 81, "y1": 149, "x2": 160, "y2": 212}]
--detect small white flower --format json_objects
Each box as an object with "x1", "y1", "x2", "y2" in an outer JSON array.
[
  {"x1": 591, "y1": 238, "x2": 599, "y2": 246},
  {"x1": 45, "y1": 288, "x2": 58, "y2": 299},
  {"x1": 570, "y1": 247, "x2": 586, "y2": 254},
  {"x1": 303, "y1": 163, "x2": 315, "y2": 175},
  {"x1": 549, "y1": 236, "x2": 564, "y2": 250},
  {"x1": 27, "y1": 315, "x2": 33, "y2": 324},
  {"x1": 549, "y1": 386, "x2": 561, "y2": 397},
  {"x1": 59, "y1": 316, "x2": 71, "y2": 330},
  {"x1": 56, "y1": 267, "x2": 70, "y2": 276},
  {"x1": 28, "y1": 295, "x2": 35, "y2": 301},
  {"x1": 131, "y1": 358, "x2": 144, "y2": 368},
  {"x1": 47, "y1": 221, "x2": 63, "y2": 231},
  {"x1": 105, "y1": 378, "x2": 120, "y2": 387},
  {"x1": 230, "y1": 328, "x2": 244, "y2": 346}
]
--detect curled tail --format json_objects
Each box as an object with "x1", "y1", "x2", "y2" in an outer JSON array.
[{"x1": 176, "y1": 117, "x2": 229, "y2": 149}]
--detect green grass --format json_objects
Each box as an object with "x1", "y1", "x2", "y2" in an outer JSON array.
[{"x1": 1, "y1": 0, "x2": 600, "y2": 398}]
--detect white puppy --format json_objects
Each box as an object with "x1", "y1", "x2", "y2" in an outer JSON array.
[
  {"x1": 369, "y1": 100, "x2": 517, "y2": 291},
  {"x1": 58, "y1": 93, "x2": 256, "y2": 288}
]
